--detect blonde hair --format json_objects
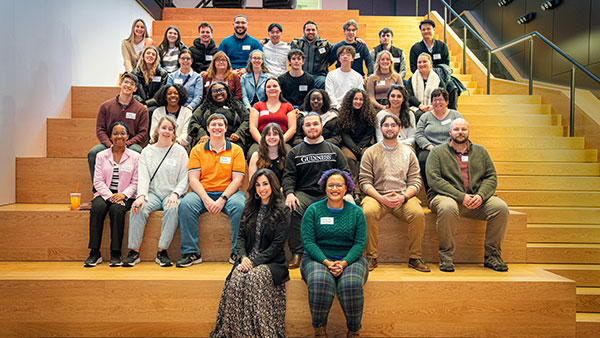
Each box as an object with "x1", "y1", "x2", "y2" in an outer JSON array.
[
  {"x1": 151, "y1": 116, "x2": 178, "y2": 144},
  {"x1": 126, "y1": 19, "x2": 149, "y2": 44},
  {"x1": 137, "y1": 46, "x2": 160, "y2": 86},
  {"x1": 373, "y1": 50, "x2": 400, "y2": 82}
]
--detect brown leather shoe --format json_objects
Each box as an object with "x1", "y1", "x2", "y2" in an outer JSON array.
[
  {"x1": 408, "y1": 257, "x2": 431, "y2": 272},
  {"x1": 315, "y1": 325, "x2": 328, "y2": 338},
  {"x1": 367, "y1": 257, "x2": 378, "y2": 271},
  {"x1": 288, "y1": 254, "x2": 302, "y2": 269}
]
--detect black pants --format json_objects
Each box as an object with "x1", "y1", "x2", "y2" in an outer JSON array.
[
  {"x1": 88, "y1": 196, "x2": 133, "y2": 252},
  {"x1": 288, "y1": 192, "x2": 325, "y2": 255}
]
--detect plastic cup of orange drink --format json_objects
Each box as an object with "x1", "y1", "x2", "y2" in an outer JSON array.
[{"x1": 70, "y1": 193, "x2": 81, "y2": 210}]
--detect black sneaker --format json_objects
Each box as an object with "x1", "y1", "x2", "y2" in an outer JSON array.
[
  {"x1": 439, "y1": 260, "x2": 455, "y2": 272},
  {"x1": 83, "y1": 250, "x2": 102, "y2": 267},
  {"x1": 122, "y1": 250, "x2": 140, "y2": 267},
  {"x1": 176, "y1": 252, "x2": 202, "y2": 268},
  {"x1": 229, "y1": 252, "x2": 237, "y2": 264},
  {"x1": 484, "y1": 255, "x2": 509, "y2": 272},
  {"x1": 109, "y1": 251, "x2": 122, "y2": 267},
  {"x1": 156, "y1": 250, "x2": 173, "y2": 267}
]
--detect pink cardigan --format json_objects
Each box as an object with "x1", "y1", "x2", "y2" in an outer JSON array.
[{"x1": 93, "y1": 147, "x2": 140, "y2": 200}]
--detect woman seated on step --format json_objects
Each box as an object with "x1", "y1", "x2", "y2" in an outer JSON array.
[
  {"x1": 405, "y1": 52, "x2": 441, "y2": 123},
  {"x1": 84, "y1": 122, "x2": 140, "y2": 268},
  {"x1": 166, "y1": 49, "x2": 203, "y2": 112},
  {"x1": 150, "y1": 84, "x2": 192, "y2": 148},
  {"x1": 366, "y1": 50, "x2": 404, "y2": 111},
  {"x1": 189, "y1": 82, "x2": 249, "y2": 151},
  {"x1": 301, "y1": 169, "x2": 368, "y2": 338},
  {"x1": 247, "y1": 123, "x2": 287, "y2": 183},
  {"x1": 122, "y1": 116, "x2": 189, "y2": 267},
  {"x1": 415, "y1": 88, "x2": 463, "y2": 189},
  {"x1": 294, "y1": 88, "x2": 341, "y2": 146},
  {"x1": 131, "y1": 46, "x2": 168, "y2": 121},
  {"x1": 240, "y1": 50, "x2": 274, "y2": 108},
  {"x1": 157, "y1": 25, "x2": 187, "y2": 74},
  {"x1": 121, "y1": 18, "x2": 153, "y2": 73},
  {"x1": 375, "y1": 85, "x2": 416, "y2": 149},
  {"x1": 210, "y1": 168, "x2": 290, "y2": 338},
  {"x1": 201, "y1": 51, "x2": 243, "y2": 102}
]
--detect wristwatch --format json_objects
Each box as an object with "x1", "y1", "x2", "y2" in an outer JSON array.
[
  {"x1": 220, "y1": 194, "x2": 229, "y2": 201},
  {"x1": 401, "y1": 193, "x2": 409, "y2": 204}
]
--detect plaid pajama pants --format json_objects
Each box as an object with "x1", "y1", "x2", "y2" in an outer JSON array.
[{"x1": 300, "y1": 254, "x2": 369, "y2": 332}]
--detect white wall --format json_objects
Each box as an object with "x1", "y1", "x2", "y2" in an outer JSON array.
[{"x1": 0, "y1": 0, "x2": 152, "y2": 205}]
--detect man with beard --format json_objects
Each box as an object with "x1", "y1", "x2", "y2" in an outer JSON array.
[
  {"x1": 289, "y1": 21, "x2": 333, "y2": 89},
  {"x1": 189, "y1": 22, "x2": 218, "y2": 73},
  {"x1": 218, "y1": 14, "x2": 263, "y2": 75},
  {"x1": 282, "y1": 112, "x2": 352, "y2": 269},
  {"x1": 426, "y1": 118, "x2": 509, "y2": 272},
  {"x1": 359, "y1": 114, "x2": 429, "y2": 272}
]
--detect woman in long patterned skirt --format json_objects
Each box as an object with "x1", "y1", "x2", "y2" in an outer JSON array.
[{"x1": 210, "y1": 168, "x2": 290, "y2": 338}]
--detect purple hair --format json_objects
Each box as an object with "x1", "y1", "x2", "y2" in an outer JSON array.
[{"x1": 318, "y1": 168, "x2": 355, "y2": 193}]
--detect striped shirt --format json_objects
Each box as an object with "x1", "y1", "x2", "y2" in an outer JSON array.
[{"x1": 109, "y1": 163, "x2": 119, "y2": 193}]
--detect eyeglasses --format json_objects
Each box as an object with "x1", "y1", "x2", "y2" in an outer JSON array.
[
  {"x1": 327, "y1": 183, "x2": 344, "y2": 189},
  {"x1": 211, "y1": 88, "x2": 225, "y2": 94},
  {"x1": 180, "y1": 57, "x2": 191, "y2": 61},
  {"x1": 215, "y1": 59, "x2": 227, "y2": 63},
  {"x1": 432, "y1": 98, "x2": 446, "y2": 103}
]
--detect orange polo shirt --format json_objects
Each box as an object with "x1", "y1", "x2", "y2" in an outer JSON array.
[{"x1": 188, "y1": 140, "x2": 246, "y2": 192}]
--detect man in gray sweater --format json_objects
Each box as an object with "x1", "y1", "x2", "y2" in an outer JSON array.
[
  {"x1": 359, "y1": 114, "x2": 429, "y2": 272},
  {"x1": 426, "y1": 118, "x2": 509, "y2": 272}
]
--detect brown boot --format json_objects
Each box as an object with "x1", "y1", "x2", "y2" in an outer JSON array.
[
  {"x1": 408, "y1": 257, "x2": 431, "y2": 272},
  {"x1": 314, "y1": 325, "x2": 328, "y2": 338},
  {"x1": 288, "y1": 253, "x2": 302, "y2": 269},
  {"x1": 347, "y1": 330, "x2": 360, "y2": 338}
]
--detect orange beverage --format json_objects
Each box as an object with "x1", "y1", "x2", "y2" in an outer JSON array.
[{"x1": 70, "y1": 193, "x2": 81, "y2": 210}]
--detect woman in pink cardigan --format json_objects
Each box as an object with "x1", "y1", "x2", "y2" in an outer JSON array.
[{"x1": 84, "y1": 122, "x2": 140, "y2": 268}]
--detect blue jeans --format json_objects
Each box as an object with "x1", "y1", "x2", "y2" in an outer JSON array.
[
  {"x1": 313, "y1": 74, "x2": 326, "y2": 89},
  {"x1": 178, "y1": 190, "x2": 246, "y2": 255},
  {"x1": 128, "y1": 192, "x2": 180, "y2": 250}
]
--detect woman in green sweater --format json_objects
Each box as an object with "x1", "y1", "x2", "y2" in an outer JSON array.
[{"x1": 300, "y1": 169, "x2": 368, "y2": 338}]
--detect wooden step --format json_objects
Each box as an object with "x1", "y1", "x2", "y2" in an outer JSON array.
[
  {"x1": 512, "y1": 207, "x2": 600, "y2": 224},
  {"x1": 577, "y1": 313, "x2": 600, "y2": 338},
  {"x1": 488, "y1": 149, "x2": 597, "y2": 162},
  {"x1": 527, "y1": 224, "x2": 600, "y2": 243},
  {"x1": 452, "y1": 73, "x2": 471, "y2": 82},
  {"x1": 0, "y1": 203, "x2": 527, "y2": 264},
  {"x1": 462, "y1": 113, "x2": 559, "y2": 125},
  {"x1": 0, "y1": 262, "x2": 576, "y2": 338},
  {"x1": 469, "y1": 125, "x2": 563, "y2": 136},
  {"x1": 497, "y1": 191, "x2": 600, "y2": 207},
  {"x1": 527, "y1": 244, "x2": 600, "y2": 264},
  {"x1": 497, "y1": 176, "x2": 600, "y2": 191},
  {"x1": 162, "y1": 8, "x2": 360, "y2": 21},
  {"x1": 543, "y1": 264, "x2": 600, "y2": 287},
  {"x1": 458, "y1": 94, "x2": 542, "y2": 104},
  {"x1": 577, "y1": 288, "x2": 600, "y2": 313},
  {"x1": 472, "y1": 136, "x2": 585, "y2": 150},
  {"x1": 494, "y1": 162, "x2": 600, "y2": 176},
  {"x1": 72, "y1": 86, "x2": 119, "y2": 119},
  {"x1": 458, "y1": 103, "x2": 551, "y2": 114},
  {"x1": 47, "y1": 118, "x2": 96, "y2": 158}
]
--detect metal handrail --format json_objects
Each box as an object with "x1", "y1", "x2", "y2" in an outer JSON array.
[{"x1": 435, "y1": 0, "x2": 600, "y2": 136}]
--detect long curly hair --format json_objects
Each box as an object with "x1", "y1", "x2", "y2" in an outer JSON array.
[
  {"x1": 387, "y1": 85, "x2": 412, "y2": 128},
  {"x1": 299, "y1": 88, "x2": 331, "y2": 113},
  {"x1": 153, "y1": 84, "x2": 188, "y2": 107},
  {"x1": 256, "y1": 123, "x2": 286, "y2": 172},
  {"x1": 337, "y1": 88, "x2": 377, "y2": 132},
  {"x1": 239, "y1": 169, "x2": 286, "y2": 233},
  {"x1": 203, "y1": 82, "x2": 237, "y2": 109}
]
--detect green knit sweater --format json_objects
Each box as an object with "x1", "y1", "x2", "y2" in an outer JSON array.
[
  {"x1": 301, "y1": 199, "x2": 367, "y2": 264},
  {"x1": 426, "y1": 141, "x2": 498, "y2": 203}
]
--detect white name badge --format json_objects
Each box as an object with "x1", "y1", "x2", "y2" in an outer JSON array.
[
  {"x1": 377, "y1": 80, "x2": 386, "y2": 86},
  {"x1": 121, "y1": 164, "x2": 133, "y2": 173},
  {"x1": 441, "y1": 119, "x2": 452, "y2": 125},
  {"x1": 152, "y1": 76, "x2": 162, "y2": 82},
  {"x1": 204, "y1": 81, "x2": 211, "y2": 87},
  {"x1": 165, "y1": 159, "x2": 176, "y2": 166},
  {"x1": 299, "y1": 85, "x2": 308, "y2": 91},
  {"x1": 393, "y1": 57, "x2": 401, "y2": 63},
  {"x1": 205, "y1": 55, "x2": 213, "y2": 61},
  {"x1": 126, "y1": 112, "x2": 136, "y2": 119},
  {"x1": 461, "y1": 155, "x2": 469, "y2": 162},
  {"x1": 433, "y1": 53, "x2": 441, "y2": 60},
  {"x1": 220, "y1": 156, "x2": 231, "y2": 164},
  {"x1": 355, "y1": 52, "x2": 360, "y2": 58},
  {"x1": 259, "y1": 110, "x2": 270, "y2": 116},
  {"x1": 242, "y1": 45, "x2": 251, "y2": 50},
  {"x1": 320, "y1": 217, "x2": 334, "y2": 225},
  {"x1": 222, "y1": 105, "x2": 230, "y2": 110},
  {"x1": 318, "y1": 47, "x2": 326, "y2": 54},
  {"x1": 174, "y1": 78, "x2": 184, "y2": 85}
]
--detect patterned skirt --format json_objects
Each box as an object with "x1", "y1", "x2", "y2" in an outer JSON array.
[{"x1": 210, "y1": 264, "x2": 287, "y2": 338}]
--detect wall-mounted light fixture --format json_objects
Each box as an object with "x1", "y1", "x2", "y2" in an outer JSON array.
[
  {"x1": 498, "y1": 0, "x2": 514, "y2": 6},
  {"x1": 517, "y1": 12, "x2": 536, "y2": 24},
  {"x1": 540, "y1": 0, "x2": 561, "y2": 11}
]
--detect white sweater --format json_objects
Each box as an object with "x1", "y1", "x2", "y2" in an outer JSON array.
[
  {"x1": 136, "y1": 142, "x2": 189, "y2": 200},
  {"x1": 325, "y1": 68, "x2": 364, "y2": 109}
]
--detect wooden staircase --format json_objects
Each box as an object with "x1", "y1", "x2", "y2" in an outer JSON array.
[{"x1": 1, "y1": 7, "x2": 599, "y2": 338}]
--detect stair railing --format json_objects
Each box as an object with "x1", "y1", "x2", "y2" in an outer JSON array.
[{"x1": 433, "y1": 0, "x2": 600, "y2": 136}]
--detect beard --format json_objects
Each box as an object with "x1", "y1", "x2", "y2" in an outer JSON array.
[
  {"x1": 235, "y1": 27, "x2": 247, "y2": 35},
  {"x1": 383, "y1": 132, "x2": 399, "y2": 140},
  {"x1": 451, "y1": 135, "x2": 468, "y2": 144}
]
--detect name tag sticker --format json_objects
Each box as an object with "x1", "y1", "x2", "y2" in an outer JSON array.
[
  {"x1": 377, "y1": 80, "x2": 386, "y2": 86},
  {"x1": 461, "y1": 155, "x2": 469, "y2": 162},
  {"x1": 174, "y1": 78, "x2": 184, "y2": 85},
  {"x1": 126, "y1": 112, "x2": 136, "y2": 119},
  {"x1": 299, "y1": 85, "x2": 308, "y2": 91},
  {"x1": 320, "y1": 217, "x2": 334, "y2": 225},
  {"x1": 152, "y1": 76, "x2": 161, "y2": 82},
  {"x1": 318, "y1": 47, "x2": 326, "y2": 54},
  {"x1": 222, "y1": 105, "x2": 229, "y2": 110},
  {"x1": 121, "y1": 164, "x2": 133, "y2": 173},
  {"x1": 355, "y1": 52, "x2": 360, "y2": 58},
  {"x1": 433, "y1": 53, "x2": 441, "y2": 60},
  {"x1": 166, "y1": 159, "x2": 176, "y2": 166},
  {"x1": 205, "y1": 55, "x2": 213, "y2": 61},
  {"x1": 259, "y1": 110, "x2": 270, "y2": 116},
  {"x1": 242, "y1": 45, "x2": 251, "y2": 50},
  {"x1": 441, "y1": 119, "x2": 452, "y2": 125},
  {"x1": 393, "y1": 57, "x2": 401, "y2": 63},
  {"x1": 205, "y1": 81, "x2": 211, "y2": 87},
  {"x1": 220, "y1": 156, "x2": 231, "y2": 164}
]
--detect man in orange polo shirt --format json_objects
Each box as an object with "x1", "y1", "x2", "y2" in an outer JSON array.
[{"x1": 177, "y1": 113, "x2": 246, "y2": 268}]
